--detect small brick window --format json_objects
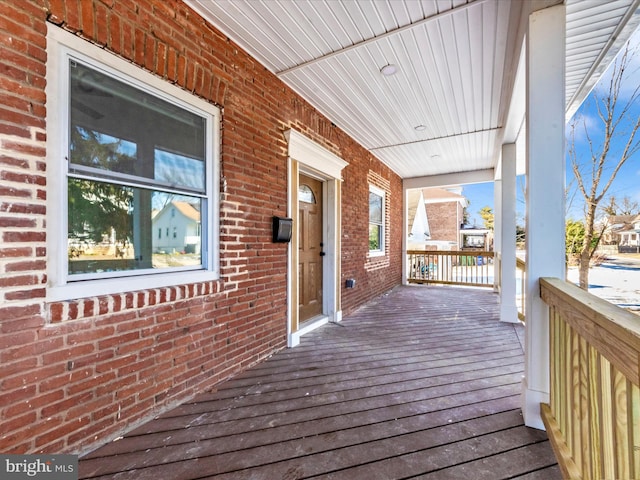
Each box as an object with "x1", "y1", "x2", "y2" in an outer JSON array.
[{"x1": 369, "y1": 185, "x2": 385, "y2": 254}]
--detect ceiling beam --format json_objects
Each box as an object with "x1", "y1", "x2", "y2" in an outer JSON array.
[
  {"x1": 275, "y1": 0, "x2": 491, "y2": 77},
  {"x1": 502, "y1": 41, "x2": 526, "y2": 145},
  {"x1": 404, "y1": 169, "x2": 495, "y2": 190},
  {"x1": 370, "y1": 127, "x2": 502, "y2": 151}
]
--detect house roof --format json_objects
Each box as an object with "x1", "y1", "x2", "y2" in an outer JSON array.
[
  {"x1": 172, "y1": 201, "x2": 201, "y2": 222},
  {"x1": 461, "y1": 226, "x2": 490, "y2": 234},
  {"x1": 610, "y1": 214, "x2": 636, "y2": 224},
  {"x1": 423, "y1": 187, "x2": 467, "y2": 205},
  {"x1": 604, "y1": 214, "x2": 638, "y2": 231},
  {"x1": 618, "y1": 224, "x2": 637, "y2": 232},
  {"x1": 186, "y1": 0, "x2": 640, "y2": 181}
]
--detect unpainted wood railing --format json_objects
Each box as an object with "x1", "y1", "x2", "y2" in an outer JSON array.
[
  {"x1": 540, "y1": 277, "x2": 640, "y2": 480},
  {"x1": 407, "y1": 250, "x2": 494, "y2": 288}
]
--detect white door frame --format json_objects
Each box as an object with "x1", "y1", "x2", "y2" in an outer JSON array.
[{"x1": 285, "y1": 129, "x2": 348, "y2": 347}]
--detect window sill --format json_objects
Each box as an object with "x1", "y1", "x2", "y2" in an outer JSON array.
[{"x1": 47, "y1": 269, "x2": 219, "y2": 303}]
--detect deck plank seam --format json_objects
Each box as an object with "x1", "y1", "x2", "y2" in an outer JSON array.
[
  {"x1": 81, "y1": 410, "x2": 534, "y2": 479},
  {"x1": 164, "y1": 355, "x2": 526, "y2": 415},
  {"x1": 82, "y1": 394, "x2": 524, "y2": 461}
]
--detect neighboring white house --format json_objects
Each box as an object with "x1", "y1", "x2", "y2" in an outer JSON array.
[
  {"x1": 599, "y1": 214, "x2": 640, "y2": 252},
  {"x1": 618, "y1": 214, "x2": 640, "y2": 251},
  {"x1": 460, "y1": 225, "x2": 492, "y2": 250},
  {"x1": 152, "y1": 201, "x2": 201, "y2": 254}
]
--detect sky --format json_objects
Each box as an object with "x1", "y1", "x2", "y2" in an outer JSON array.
[{"x1": 462, "y1": 26, "x2": 640, "y2": 227}]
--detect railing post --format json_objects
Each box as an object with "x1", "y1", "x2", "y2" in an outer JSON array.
[{"x1": 406, "y1": 250, "x2": 494, "y2": 287}]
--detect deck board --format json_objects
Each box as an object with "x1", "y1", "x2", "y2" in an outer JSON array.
[{"x1": 79, "y1": 285, "x2": 559, "y2": 479}]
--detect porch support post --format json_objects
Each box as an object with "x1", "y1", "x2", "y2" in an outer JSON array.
[
  {"x1": 500, "y1": 144, "x2": 518, "y2": 323},
  {"x1": 402, "y1": 186, "x2": 409, "y2": 286},
  {"x1": 523, "y1": 4, "x2": 566, "y2": 429},
  {"x1": 493, "y1": 169, "x2": 502, "y2": 294}
]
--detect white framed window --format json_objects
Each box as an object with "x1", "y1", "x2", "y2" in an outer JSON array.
[
  {"x1": 46, "y1": 27, "x2": 220, "y2": 302},
  {"x1": 368, "y1": 185, "x2": 385, "y2": 255}
]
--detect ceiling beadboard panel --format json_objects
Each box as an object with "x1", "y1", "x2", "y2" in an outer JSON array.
[
  {"x1": 565, "y1": 0, "x2": 640, "y2": 117},
  {"x1": 186, "y1": 0, "x2": 639, "y2": 180},
  {"x1": 372, "y1": 128, "x2": 498, "y2": 178}
]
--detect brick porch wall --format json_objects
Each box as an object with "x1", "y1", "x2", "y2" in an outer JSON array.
[
  {"x1": 425, "y1": 202, "x2": 461, "y2": 244},
  {"x1": 0, "y1": 0, "x2": 402, "y2": 454}
]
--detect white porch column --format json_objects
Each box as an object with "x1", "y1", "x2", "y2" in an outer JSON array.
[
  {"x1": 401, "y1": 186, "x2": 409, "y2": 286},
  {"x1": 523, "y1": 4, "x2": 566, "y2": 429},
  {"x1": 493, "y1": 171, "x2": 502, "y2": 293},
  {"x1": 500, "y1": 144, "x2": 518, "y2": 323}
]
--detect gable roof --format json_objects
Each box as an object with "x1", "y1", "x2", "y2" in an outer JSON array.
[
  {"x1": 173, "y1": 201, "x2": 200, "y2": 222},
  {"x1": 154, "y1": 201, "x2": 201, "y2": 223},
  {"x1": 423, "y1": 187, "x2": 467, "y2": 205}
]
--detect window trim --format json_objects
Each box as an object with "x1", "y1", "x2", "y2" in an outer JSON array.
[
  {"x1": 46, "y1": 26, "x2": 220, "y2": 302},
  {"x1": 368, "y1": 185, "x2": 386, "y2": 256}
]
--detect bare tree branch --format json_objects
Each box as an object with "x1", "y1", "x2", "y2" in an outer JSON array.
[{"x1": 567, "y1": 42, "x2": 640, "y2": 289}]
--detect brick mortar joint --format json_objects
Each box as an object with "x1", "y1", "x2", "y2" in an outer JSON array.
[
  {"x1": 0, "y1": 129, "x2": 47, "y2": 148},
  {"x1": 0, "y1": 140, "x2": 47, "y2": 166},
  {"x1": 46, "y1": 280, "x2": 223, "y2": 324}
]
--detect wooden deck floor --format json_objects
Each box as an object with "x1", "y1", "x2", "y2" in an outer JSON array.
[{"x1": 79, "y1": 285, "x2": 560, "y2": 479}]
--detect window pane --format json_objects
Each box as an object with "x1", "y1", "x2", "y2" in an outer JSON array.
[
  {"x1": 155, "y1": 149, "x2": 205, "y2": 191},
  {"x1": 70, "y1": 127, "x2": 137, "y2": 175},
  {"x1": 68, "y1": 178, "x2": 202, "y2": 276},
  {"x1": 299, "y1": 184, "x2": 316, "y2": 204},
  {"x1": 369, "y1": 192, "x2": 382, "y2": 223},
  {"x1": 69, "y1": 61, "x2": 206, "y2": 192},
  {"x1": 369, "y1": 224, "x2": 380, "y2": 251}
]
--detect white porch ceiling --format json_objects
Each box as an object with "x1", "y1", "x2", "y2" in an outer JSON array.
[{"x1": 186, "y1": 0, "x2": 640, "y2": 180}]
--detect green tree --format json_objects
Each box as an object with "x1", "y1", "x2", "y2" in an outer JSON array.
[
  {"x1": 68, "y1": 179, "x2": 132, "y2": 244},
  {"x1": 566, "y1": 219, "x2": 585, "y2": 264},
  {"x1": 566, "y1": 219, "x2": 600, "y2": 266},
  {"x1": 462, "y1": 199, "x2": 471, "y2": 225},
  {"x1": 68, "y1": 126, "x2": 134, "y2": 251},
  {"x1": 479, "y1": 206, "x2": 494, "y2": 230}
]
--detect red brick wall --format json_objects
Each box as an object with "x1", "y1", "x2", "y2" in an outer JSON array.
[
  {"x1": 341, "y1": 168, "x2": 402, "y2": 312},
  {"x1": 425, "y1": 202, "x2": 461, "y2": 244},
  {"x1": 0, "y1": 0, "x2": 402, "y2": 454}
]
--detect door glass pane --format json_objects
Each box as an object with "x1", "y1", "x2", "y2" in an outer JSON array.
[{"x1": 299, "y1": 184, "x2": 316, "y2": 204}]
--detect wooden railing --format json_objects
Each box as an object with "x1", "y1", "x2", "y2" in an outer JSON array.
[
  {"x1": 540, "y1": 277, "x2": 640, "y2": 480},
  {"x1": 516, "y1": 257, "x2": 526, "y2": 322},
  {"x1": 407, "y1": 250, "x2": 494, "y2": 288}
]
